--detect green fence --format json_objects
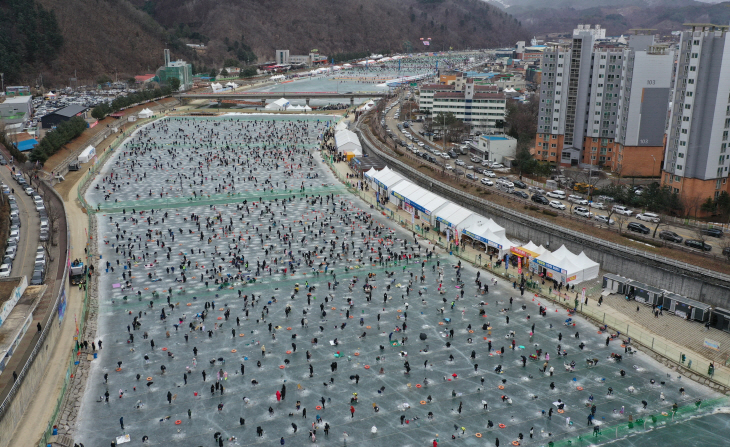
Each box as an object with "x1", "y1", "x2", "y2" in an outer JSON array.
[{"x1": 544, "y1": 395, "x2": 729, "y2": 447}]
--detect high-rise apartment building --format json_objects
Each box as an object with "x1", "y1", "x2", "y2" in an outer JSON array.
[
  {"x1": 662, "y1": 24, "x2": 730, "y2": 203},
  {"x1": 533, "y1": 26, "x2": 673, "y2": 176}
]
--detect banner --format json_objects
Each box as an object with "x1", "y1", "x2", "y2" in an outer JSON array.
[
  {"x1": 704, "y1": 339, "x2": 720, "y2": 351},
  {"x1": 58, "y1": 287, "x2": 67, "y2": 325}
]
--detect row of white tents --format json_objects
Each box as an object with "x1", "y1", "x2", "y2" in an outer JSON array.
[
  {"x1": 364, "y1": 167, "x2": 599, "y2": 285},
  {"x1": 264, "y1": 98, "x2": 312, "y2": 112},
  {"x1": 334, "y1": 128, "x2": 362, "y2": 156}
]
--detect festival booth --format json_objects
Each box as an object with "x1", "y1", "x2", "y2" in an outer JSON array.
[
  {"x1": 533, "y1": 245, "x2": 599, "y2": 285},
  {"x1": 712, "y1": 308, "x2": 730, "y2": 333},
  {"x1": 433, "y1": 203, "x2": 480, "y2": 233},
  {"x1": 602, "y1": 274, "x2": 630, "y2": 295},
  {"x1": 335, "y1": 130, "x2": 362, "y2": 154},
  {"x1": 662, "y1": 292, "x2": 711, "y2": 322},
  {"x1": 461, "y1": 220, "x2": 515, "y2": 258},
  {"x1": 509, "y1": 241, "x2": 547, "y2": 273},
  {"x1": 390, "y1": 181, "x2": 447, "y2": 223},
  {"x1": 625, "y1": 280, "x2": 664, "y2": 307},
  {"x1": 369, "y1": 168, "x2": 404, "y2": 204},
  {"x1": 138, "y1": 108, "x2": 154, "y2": 119}
]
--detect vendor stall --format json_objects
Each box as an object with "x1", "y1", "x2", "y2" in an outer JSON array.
[
  {"x1": 461, "y1": 222, "x2": 515, "y2": 258},
  {"x1": 625, "y1": 280, "x2": 664, "y2": 307},
  {"x1": 663, "y1": 292, "x2": 711, "y2": 322},
  {"x1": 602, "y1": 274, "x2": 630, "y2": 295}
]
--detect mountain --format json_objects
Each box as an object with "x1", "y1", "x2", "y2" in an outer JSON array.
[
  {"x1": 6, "y1": 0, "x2": 529, "y2": 87},
  {"x1": 481, "y1": 0, "x2": 730, "y2": 36}
]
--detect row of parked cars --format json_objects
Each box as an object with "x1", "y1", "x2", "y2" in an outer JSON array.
[{"x1": 1, "y1": 173, "x2": 49, "y2": 285}]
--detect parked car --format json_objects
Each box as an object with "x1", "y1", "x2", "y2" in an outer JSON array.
[
  {"x1": 480, "y1": 178, "x2": 494, "y2": 186},
  {"x1": 512, "y1": 190, "x2": 529, "y2": 199},
  {"x1": 35, "y1": 203, "x2": 45, "y2": 212},
  {"x1": 573, "y1": 206, "x2": 592, "y2": 218},
  {"x1": 549, "y1": 200, "x2": 566, "y2": 210},
  {"x1": 455, "y1": 160, "x2": 466, "y2": 166},
  {"x1": 701, "y1": 228, "x2": 724, "y2": 238},
  {"x1": 594, "y1": 215, "x2": 615, "y2": 225},
  {"x1": 8, "y1": 229, "x2": 19, "y2": 242},
  {"x1": 659, "y1": 230, "x2": 683, "y2": 243},
  {"x1": 528, "y1": 186, "x2": 545, "y2": 195},
  {"x1": 591, "y1": 202, "x2": 606, "y2": 210},
  {"x1": 491, "y1": 163, "x2": 505, "y2": 169},
  {"x1": 30, "y1": 268, "x2": 44, "y2": 285},
  {"x1": 40, "y1": 230, "x2": 49, "y2": 242},
  {"x1": 497, "y1": 179, "x2": 514, "y2": 188},
  {"x1": 0, "y1": 264, "x2": 10, "y2": 278},
  {"x1": 466, "y1": 173, "x2": 479, "y2": 181},
  {"x1": 531, "y1": 194, "x2": 549, "y2": 205},
  {"x1": 5, "y1": 246, "x2": 17, "y2": 260},
  {"x1": 448, "y1": 151, "x2": 458, "y2": 158},
  {"x1": 636, "y1": 212, "x2": 660, "y2": 223},
  {"x1": 627, "y1": 222, "x2": 650, "y2": 234},
  {"x1": 24, "y1": 187, "x2": 33, "y2": 195},
  {"x1": 612, "y1": 205, "x2": 633, "y2": 216},
  {"x1": 568, "y1": 195, "x2": 588, "y2": 205},
  {"x1": 685, "y1": 239, "x2": 712, "y2": 251},
  {"x1": 483, "y1": 171, "x2": 496, "y2": 178},
  {"x1": 512, "y1": 180, "x2": 527, "y2": 189},
  {"x1": 546, "y1": 190, "x2": 566, "y2": 199}
]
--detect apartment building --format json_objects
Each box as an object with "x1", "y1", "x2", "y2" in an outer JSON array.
[
  {"x1": 534, "y1": 26, "x2": 673, "y2": 176},
  {"x1": 662, "y1": 24, "x2": 730, "y2": 204},
  {"x1": 418, "y1": 74, "x2": 506, "y2": 132}
]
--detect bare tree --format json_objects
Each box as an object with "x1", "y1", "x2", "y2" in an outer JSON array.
[
  {"x1": 720, "y1": 239, "x2": 730, "y2": 262},
  {"x1": 615, "y1": 213, "x2": 630, "y2": 234}
]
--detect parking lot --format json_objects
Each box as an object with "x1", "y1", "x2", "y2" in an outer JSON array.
[{"x1": 381, "y1": 101, "x2": 728, "y2": 258}]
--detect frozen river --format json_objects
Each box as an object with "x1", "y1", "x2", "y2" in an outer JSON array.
[{"x1": 76, "y1": 115, "x2": 727, "y2": 447}]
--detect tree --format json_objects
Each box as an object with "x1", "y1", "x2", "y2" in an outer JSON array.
[
  {"x1": 224, "y1": 58, "x2": 240, "y2": 68},
  {"x1": 504, "y1": 98, "x2": 539, "y2": 144},
  {"x1": 239, "y1": 66, "x2": 258, "y2": 78},
  {"x1": 168, "y1": 77, "x2": 181, "y2": 92},
  {"x1": 615, "y1": 213, "x2": 630, "y2": 234},
  {"x1": 127, "y1": 77, "x2": 136, "y2": 87},
  {"x1": 220, "y1": 68, "x2": 229, "y2": 77},
  {"x1": 96, "y1": 74, "x2": 112, "y2": 85},
  {"x1": 209, "y1": 68, "x2": 217, "y2": 78}
]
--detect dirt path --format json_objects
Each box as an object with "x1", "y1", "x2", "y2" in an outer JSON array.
[{"x1": 7, "y1": 157, "x2": 90, "y2": 446}]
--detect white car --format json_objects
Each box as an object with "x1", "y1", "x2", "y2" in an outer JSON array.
[
  {"x1": 35, "y1": 203, "x2": 45, "y2": 212},
  {"x1": 573, "y1": 206, "x2": 593, "y2": 218},
  {"x1": 549, "y1": 200, "x2": 566, "y2": 210},
  {"x1": 594, "y1": 214, "x2": 615, "y2": 225},
  {"x1": 612, "y1": 205, "x2": 633, "y2": 216},
  {"x1": 441, "y1": 153, "x2": 450, "y2": 159},
  {"x1": 483, "y1": 171, "x2": 496, "y2": 178},
  {"x1": 24, "y1": 187, "x2": 34, "y2": 195},
  {"x1": 445, "y1": 165, "x2": 454, "y2": 171},
  {"x1": 481, "y1": 160, "x2": 492, "y2": 167},
  {"x1": 8, "y1": 229, "x2": 19, "y2": 242},
  {"x1": 0, "y1": 264, "x2": 10, "y2": 278},
  {"x1": 491, "y1": 163, "x2": 505, "y2": 169},
  {"x1": 466, "y1": 165, "x2": 474, "y2": 171},
  {"x1": 455, "y1": 160, "x2": 466, "y2": 166},
  {"x1": 480, "y1": 178, "x2": 494, "y2": 186},
  {"x1": 567, "y1": 195, "x2": 588, "y2": 205},
  {"x1": 546, "y1": 190, "x2": 566, "y2": 199},
  {"x1": 636, "y1": 212, "x2": 660, "y2": 223},
  {"x1": 591, "y1": 202, "x2": 606, "y2": 210},
  {"x1": 5, "y1": 246, "x2": 16, "y2": 260}
]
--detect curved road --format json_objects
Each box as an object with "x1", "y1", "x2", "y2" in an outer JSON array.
[{"x1": 0, "y1": 166, "x2": 39, "y2": 278}]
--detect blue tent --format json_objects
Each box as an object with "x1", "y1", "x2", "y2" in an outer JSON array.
[{"x1": 17, "y1": 139, "x2": 38, "y2": 152}]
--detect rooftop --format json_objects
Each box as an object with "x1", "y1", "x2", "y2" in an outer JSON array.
[
  {"x1": 434, "y1": 91, "x2": 505, "y2": 100},
  {"x1": 1, "y1": 96, "x2": 32, "y2": 105},
  {"x1": 46, "y1": 105, "x2": 88, "y2": 118}
]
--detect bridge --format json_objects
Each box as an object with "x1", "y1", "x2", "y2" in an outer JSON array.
[{"x1": 177, "y1": 91, "x2": 388, "y2": 106}]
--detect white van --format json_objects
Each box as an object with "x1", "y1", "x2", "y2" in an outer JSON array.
[{"x1": 546, "y1": 190, "x2": 566, "y2": 199}]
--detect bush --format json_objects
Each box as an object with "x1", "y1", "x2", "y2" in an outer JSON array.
[{"x1": 543, "y1": 209, "x2": 558, "y2": 217}]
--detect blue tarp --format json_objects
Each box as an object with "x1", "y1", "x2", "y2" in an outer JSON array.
[{"x1": 17, "y1": 139, "x2": 38, "y2": 151}]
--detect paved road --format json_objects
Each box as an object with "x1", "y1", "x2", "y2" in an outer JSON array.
[
  {"x1": 382, "y1": 106, "x2": 726, "y2": 256},
  {"x1": 0, "y1": 166, "x2": 40, "y2": 278}
]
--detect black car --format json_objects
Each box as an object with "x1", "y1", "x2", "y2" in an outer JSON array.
[
  {"x1": 531, "y1": 194, "x2": 549, "y2": 205},
  {"x1": 685, "y1": 239, "x2": 712, "y2": 251},
  {"x1": 513, "y1": 180, "x2": 527, "y2": 189},
  {"x1": 723, "y1": 247, "x2": 730, "y2": 257},
  {"x1": 627, "y1": 222, "x2": 650, "y2": 234},
  {"x1": 659, "y1": 230, "x2": 683, "y2": 243},
  {"x1": 448, "y1": 151, "x2": 458, "y2": 158},
  {"x1": 466, "y1": 173, "x2": 478, "y2": 181},
  {"x1": 701, "y1": 228, "x2": 724, "y2": 238},
  {"x1": 513, "y1": 190, "x2": 529, "y2": 199}
]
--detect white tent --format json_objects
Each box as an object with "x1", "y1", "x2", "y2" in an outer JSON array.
[
  {"x1": 225, "y1": 82, "x2": 239, "y2": 89},
  {"x1": 265, "y1": 98, "x2": 290, "y2": 111},
  {"x1": 335, "y1": 130, "x2": 362, "y2": 154},
  {"x1": 462, "y1": 223, "x2": 515, "y2": 256},
  {"x1": 371, "y1": 168, "x2": 404, "y2": 193},
  {"x1": 363, "y1": 167, "x2": 378, "y2": 180},
  {"x1": 138, "y1": 108, "x2": 154, "y2": 119},
  {"x1": 533, "y1": 245, "x2": 598, "y2": 285},
  {"x1": 434, "y1": 203, "x2": 480, "y2": 230},
  {"x1": 210, "y1": 82, "x2": 224, "y2": 91},
  {"x1": 270, "y1": 75, "x2": 286, "y2": 82},
  {"x1": 521, "y1": 241, "x2": 548, "y2": 257}
]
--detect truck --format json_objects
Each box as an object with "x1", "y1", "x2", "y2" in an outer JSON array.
[{"x1": 70, "y1": 260, "x2": 86, "y2": 285}]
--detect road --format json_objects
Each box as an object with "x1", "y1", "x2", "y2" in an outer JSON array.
[
  {"x1": 0, "y1": 166, "x2": 39, "y2": 278},
  {"x1": 381, "y1": 101, "x2": 727, "y2": 256}
]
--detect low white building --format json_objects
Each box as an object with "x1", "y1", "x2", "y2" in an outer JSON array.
[
  {"x1": 0, "y1": 96, "x2": 32, "y2": 124},
  {"x1": 470, "y1": 134, "x2": 517, "y2": 163}
]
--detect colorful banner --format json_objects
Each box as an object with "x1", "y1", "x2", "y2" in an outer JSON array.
[
  {"x1": 704, "y1": 339, "x2": 720, "y2": 351},
  {"x1": 58, "y1": 287, "x2": 67, "y2": 325}
]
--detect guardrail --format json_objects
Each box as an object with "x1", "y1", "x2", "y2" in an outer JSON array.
[{"x1": 356, "y1": 112, "x2": 730, "y2": 285}]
